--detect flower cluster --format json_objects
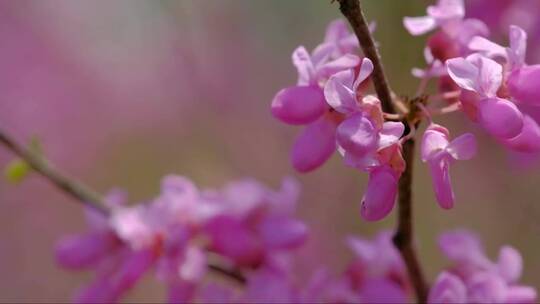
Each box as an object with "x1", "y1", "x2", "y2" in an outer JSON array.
[
  {"x1": 429, "y1": 230, "x2": 537, "y2": 303},
  {"x1": 55, "y1": 175, "x2": 419, "y2": 303},
  {"x1": 406, "y1": 0, "x2": 540, "y2": 154},
  {"x1": 55, "y1": 176, "x2": 307, "y2": 302},
  {"x1": 271, "y1": 16, "x2": 479, "y2": 218},
  {"x1": 56, "y1": 185, "x2": 537, "y2": 303}
]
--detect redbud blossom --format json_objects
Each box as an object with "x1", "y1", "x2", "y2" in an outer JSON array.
[{"x1": 421, "y1": 123, "x2": 477, "y2": 209}]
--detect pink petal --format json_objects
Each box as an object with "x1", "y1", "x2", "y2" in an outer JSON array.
[
  {"x1": 110, "y1": 206, "x2": 155, "y2": 250},
  {"x1": 505, "y1": 286, "x2": 538, "y2": 304},
  {"x1": 446, "y1": 57, "x2": 479, "y2": 92},
  {"x1": 427, "y1": 0, "x2": 465, "y2": 21},
  {"x1": 257, "y1": 216, "x2": 308, "y2": 249},
  {"x1": 474, "y1": 55, "x2": 503, "y2": 97},
  {"x1": 438, "y1": 230, "x2": 489, "y2": 267},
  {"x1": 360, "y1": 166, "x2": 398, "y2": 221},
  {"x1": 291, "y1": 117, "x2": 337, "y2": 172},
  {"x1": 179, "y1": 246, "x2": 207, "y2": 282},
  {"x1": 508, "y1": 25, "x2": 527, "y2": 69},
  {"x1": 359, "y1": 278, "x2": 407, "y2": 303},
  {"x1": 379, "y1": 122, "x2": 405, "y2": 149},
  {"x1": 347, "y1": 237, "x2": 376, "y2": 262},
  {"x1": 497, "y1": 246, "x2": 523, "y2": 284},
  {"x1": 468, "y1": 36, "x2": 506, "y2": 59},
  {"x1": 243, "y1": 269, "x2": 294, "y2": 303},
  {"x1": 167, "y1": 280, "x2": 196, "y2": 304},
  {"x1": 403, "y1": 16, "x2": 437, "y2": 36},
  {"x1": 310, "y1": 42, "x2": 334, "y2": 67},
  {"x1": 324, "y1": 19, "x2": 350, "y2": 44},
  {"x1": 205, "y1": 216, "x2": 262, "y2": 266},
  {"x1": 353, "y1": 58, "x2": 374, "y2": 90},
  {"x1": 429, "y1": 30, "x2": 461, "y2": 61},
  {"x1": 324, "y1": 69, "x2": 357, "y2": 113},
  {"x1": 467, "y1": 273, "x2": 508, "y2": 304},
  {"x1": 460, "y1": 89, "x2": 480, "y2": 121},
  {"x1": 292, "y1": 46, "x2": 315, "y2": 86},
  {"x1": 428, "y1": 271, "x2": 467, "y2": 304},
  {"x1": 421, "y1": 124, "x2": 450, "y2": 162},
  {"x1": 108, "y1": 249, "x2": 156, "y2": 301},
  {"x1": 456, "y1": 19, "x2": 489, "y2": 44},
  {"x1": 428, "y1": 157, "x2": 455, "y2": 209},
  {"x1": 317, "y1": 54, "x2": 360, "y2": 80},
  {"x1": 271, "y1": 86, "x2": 326, "y2": 125},
  {"x1": 199, "y1": 283, "x2": 235, "y2": 303},
  {"x1": 502, "y1": 115, "x2": 540, "y2": 153},
  {"x1": 446, "y1": 133, "x2": 477, "y2": 160},
  {"x1": 55, "y1": 232, "x2": 117, "y2": 269},
  {"x1": 336, "y1": 113, "x2": 378, "y2": 157},
  {"x1": 161, "y1": 175, "x2": 198, "y2": 197},
  {"x1": 478, "y1": 98, "x2": 524, "y2": 139},
  {"x1": 507, "y1": 65, "x2": 540, "y2": 106}
]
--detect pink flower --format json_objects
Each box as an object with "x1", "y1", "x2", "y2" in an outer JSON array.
[
  {"x1": 471, "y1": 25, "x2": 540, "y2": 109},
  {"x1": 404, "y1": 0, "x2": 488, "y2": 62},
  {"x1": 204, "y1": 177, "x2": 308, "y2": 267},
  {"x1": 360, "y1": 165, "x2": 400, "y2": 221},
  {"x1": 57, "y1": 191, "x2": 157, "y2": 304},
  {"x1": 271, "y1": 19, "x2": 362, "y2": 172},
  {"x1": 317, "y1": 19, "x2": 360, "y2": 60},
  {"x1": 429, "y1": 271, "x2": 467, "y2": 303},
  {"x1": 324, "y1": 57, "x2": 374, "y2": 114},
  {"x1": 434, "y1": 230, "x2": 537, "y2": 303},
  {"x1": 421, "y1": 123, "x2": 476, "y2": 209},
  {"x1": 324, "y1": 62, "x2": 406, "y2": 221},
  {"x1": 447, "y1": 54, "x2": 524, "y2": 139},
  {"x1": 55, "y1": 191, "x2": 126, "y2": 269},
  {"x1": 346, "y1": 232, "x2": 409, "y2": 301},
  {"x1": 403, "y1": 0, "x2": 465, "y2": 36}
]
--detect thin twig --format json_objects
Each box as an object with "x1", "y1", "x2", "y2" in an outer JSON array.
[
  {"x1": 0, "y1": 129, "x2": 110, "y2": 215},
  {"x1": 336, "y1": 1, "x2": 429, "y2": 302},
  {"x1": 337, "y1": 0, "x2": 395, "y2": 114},
  {"x1": 209, "y1": 264, "x2": 247, "y2": 284},
  {"x1": 0, "y1": 128, "x2": 246, "y2": 284}
]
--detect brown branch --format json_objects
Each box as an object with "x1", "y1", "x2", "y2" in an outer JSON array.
[
  {"x1": 394, "y1": 136, "x2": 429, "y2": 302},
  {"x1": 336, "y1": 1, "x2": 429, "y2": 302},
  {"x1": 209, "y1": 264, "x2": 247, "y2": 284},
  {"x1": 337, "y1": 0, "x2": 395, "y2": 114},
  {"x1": 0, "y1": 128, "x2": 246, "y2": 284}
]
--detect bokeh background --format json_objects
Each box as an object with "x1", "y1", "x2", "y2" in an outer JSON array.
[{"x1": 0, "y1": 0, "x2": 539, "y2": 302}]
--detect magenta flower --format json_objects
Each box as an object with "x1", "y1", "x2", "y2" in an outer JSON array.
[
  {"x1": 204, "y1": 177, "x2": 307, "y2": 267},
  {"x1": 421, "y1": 123, "x2": 477, "y2": 209},
  {"x1": 271, "y1": 45, "x2": 358, "y2": 172},
  {"x1": 431, "y1": 230, "x2": 538, "y2": 303},
  {"x1": 319, "y1": 19, "x2": 360, "y2": 59},
  {"x1": 324, "y1": 61, "x2": 406, "y2": 221},
  {"x1": 404, "y1": 0, "x2": 488, "y2": 62},
  {"x1": 55, "y1": 191, "x2": 158, "y2": 303},
  {"x1": 404, "y1": 0, "x2": 466, "y2": 36},
  {"x1": 346, "y1": 231, "x2": 409, "y2": 301},
  {"x1": 428, "y1": 271, "x2": 467, "y2": 303},
  {"x1": 470, "y1": 25, "x2": 540, "y2": 107},
  {"x1": 271, "y1": 20, "x2": 361, "y2": 172},
  {"x1": 447, "y1": 54, "x2": 525, "y2": 139},
  {"x1": 465, "y1": 25, "x2": 540, "y2": 153}
]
